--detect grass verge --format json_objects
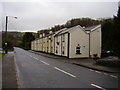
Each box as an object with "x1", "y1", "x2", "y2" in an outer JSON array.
[{"x1": 0, "y1": 53, "x2": 5, "y2": 60}]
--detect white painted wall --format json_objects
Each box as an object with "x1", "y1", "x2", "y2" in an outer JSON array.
[
  {"x1": 90, "y1": 27, "x2": 101, "y2": 58},
  {"x1": 69, "y1": 27, "x2": 89, "y2": 58},
  {"x1": 54, "y1": 35, "x2": 62, "y2": 56},
  {"x1": 48, "y1": 35, "x2": 51, "y2": 53},
  {"x1": 61, "y1": 33, "x2": 68, "y2": 57},
  {"x1": 45, "y1": 37, "x2": 47, "y2": 52},
  {"x1": 31, "y1": 25, "x2": 101, "y2": 58},
  {"x1": 51, "y1": 34, "x2": 54, "y2": 54}
]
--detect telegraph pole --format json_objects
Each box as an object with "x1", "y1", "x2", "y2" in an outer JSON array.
[
  {"x1": 4, "y1": 16, "x2": 17, "y2": 54},
  {"x1": 5, "y1": 16, "x2": 8, "y2": 54}
]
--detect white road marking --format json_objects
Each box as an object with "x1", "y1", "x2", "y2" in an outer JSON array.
[
  {"x1": 89, "y1": 69, "x2": 94, "y2": 71},
  {"x1": 110, "y1": 75, "x2": 118, "y2": 78},
  {"x1": 103, "y1": 73, "x2": 118, "y2": 78},
  {"x1": 95, "y1": 71, "x2": 101, "y2": 73},
  {"x1": 54, "y1": 67, "x2": 76, "y2": 78},
  {"x1": 40, "y1": 60, "x2": 50, "y2": 65},
  {"x1": 33, "y1": 57, "x2": 36, "y2": 59},
  {"x1": 29, "y1": 55, "x2": 32, "y2": 57},
  {"x1": 89, "y1": 69, "x2": 101, "y2": 73},
  {"x1": 103, "y1": 73, "x2": 109, "y2": 76},
  {"x1": 91, "y1": 83, "x2": 106, "y2": 90},
  {"x1": 33, "y1": 57, "x2": 38, "y2": 60}
]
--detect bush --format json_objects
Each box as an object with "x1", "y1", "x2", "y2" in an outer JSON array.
[{"x1": 96, "y1": 60, "x2": 120, "y2": 67}]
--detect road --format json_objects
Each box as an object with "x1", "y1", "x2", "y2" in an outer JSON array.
[{"x1": 14, "y1": 47, "x2": 118, "y2": 89}]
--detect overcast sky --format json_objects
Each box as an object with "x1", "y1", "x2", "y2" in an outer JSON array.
[{"x1": 1, "y1": 0, "x2": 119, "y2": 32}]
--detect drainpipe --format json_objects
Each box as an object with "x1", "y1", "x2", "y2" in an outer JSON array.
[
  {"x1": 89, "y1": 33, "x2": 91, "y2": 58},
  {"x1": 54, "y1": 36, "x2": 55, "y2": 54},
  {"x1": 67, "y1": 33, "x2": 70, "y2": 58},
  {"x1": 61, "y1": 35, "x2": 62, "y2": 56}
]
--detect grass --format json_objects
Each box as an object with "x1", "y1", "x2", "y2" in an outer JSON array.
[{"x1": 0, "y1": 53, "x2": 5, "y2": 60}]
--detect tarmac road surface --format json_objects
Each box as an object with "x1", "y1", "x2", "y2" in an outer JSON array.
[{"x1": 14, "y1": 47, "x2": 119, "y2": 89}]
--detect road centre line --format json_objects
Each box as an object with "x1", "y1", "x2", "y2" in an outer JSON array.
[
  {"x1": 29, "y1": 55, "x2": 32, "y2": 57},
  {"x1": 54, "y1": 67, "x2": 76, "y2": 78},
  {"x1": 95, "y1": 71, "x2": 101, "y2": 73},
  {"x1": 33, "y1": 57, "x2": 38, "y2": 60},
  {"x1": 103, "y1": 73, "x2": 118, "y2": 78},
  {"x1": 29, "y1": 55, "x2": 50, "y2": 65},
  {"x1": 29, "y1": 54, "x2": 117, "y2": 79},
  {"x1": 110, "y1": 75, "x2": 118, "y2": 78},
  {"x1": 103, "y1": 73, "x2": 109, "y2": 76},
  {"x1": 40, "y1": 60, "x2": 50, "y2": 65},
  {"x1": 89, "y1": 69, "x2": 101, "y2": 73},
  {"x1": 90, "y1": 69, "x2": 118, "y2": 78},
  {"x1": 33, "y1": 57, "x2": 36, "y2": 59},
  {"x1": 89, "y1": 69, "x2": 94, "y2": 71},
  {"x1": 91, "y1": 83, "x2": 106, "y2": 90}
]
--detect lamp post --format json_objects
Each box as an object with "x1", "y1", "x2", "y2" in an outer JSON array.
[{"x1": 5, "y1": 16, "x2": 17, "y2": 54}]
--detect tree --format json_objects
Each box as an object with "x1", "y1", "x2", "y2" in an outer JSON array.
[
  {"x1": 101, "y1": 18, "x2": 114, "y2": 51},
  {"x1": 2, "y1": 32, "x2": 20, "y2": 51},
  {"x1": 22, "y1": 32, "x2": 35, "y2": 50},
  {"x1": 65, "y1": 18, "x2": 101, "y2": 28},
  {"x1": 113, "y1": 5, "x2": 120, "y2": 57}
]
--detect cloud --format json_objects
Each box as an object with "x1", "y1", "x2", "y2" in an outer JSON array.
[{"x1": 1, "y1": 2, "x2": 118, "y2": 32}]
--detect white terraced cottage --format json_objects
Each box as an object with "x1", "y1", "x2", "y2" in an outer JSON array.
[{"x1": 31, "y1": 25, "x2": 101, "y2": 58}]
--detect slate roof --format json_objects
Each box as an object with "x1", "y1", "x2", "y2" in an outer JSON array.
[
  {"x1": 55, "y1": 25, "x2": 86, "y2": 36},
  {"x1": 54, "y1": 28, "x2": 67, "y2": 36},
  {"x1": 33, "y1": 28, "x2": 67, "y2": 41},
  {"x1": 85, "y1": 24, "x2": 101, "y2": 31},
  {"x1": 32, "y1": 24, "x2": 101, "y2": 41}
]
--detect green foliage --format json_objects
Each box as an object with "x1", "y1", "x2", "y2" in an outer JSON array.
[
  {"x1": 51, "y1": 25, "x2": 65, "y2": 32},
  {"x1": 2, "y1": 32, "x2": 36, "y2": 51},
  {"x1": 65, "y1": 18, "x2": 101, "y2": 28},
  {"x1": 38, "y1": 18, "x2": 101, "y2": 34},
  {"x1": 113, "y1": 6, "x2": 120, "y2": 57},
  {"x1": 101, "y1": 18, "x2": 115, "y2": 51},
  {"x1": 0, "y1": 53, "x2": 5, "y2": 59},
  {"x1": 0, "y1": 53, "x2": 2, "y2": 59},
  {"x1": 96, "y1": 60, "x2": 120, "y2": 67},
  {"x1": 101, "y1": 6, "x2": 120, "y2": 58},
  {"x1": 2, "y1": 32, "x2": 18, "y2": 51},
  {"x1": 22, "y1": 32, "x2": 35, "y2": 50}
]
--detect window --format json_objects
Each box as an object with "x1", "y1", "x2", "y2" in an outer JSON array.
[
  {"x1": 56, "y1": 36, "x2": 58, "y2": 42},
  {"x1": 62, "y1": 47, "x2": 64, "y2": 54},
  {"x1": 56, "y1": 46, "x2": 58, "y2": 53},
  {"x1": 56, "y1": 42, "x2": 59, "y2": 45},
  {"x1": 62, "y1": 34, "x2": 65, "y2": 42},
  {"x1": 49, "y1": 38, "x2": 51, "y2": 40},
  {"x1": 51, "y1": 47, "x2": 53, "y2": 53},
  {"x1": 76, "y1": 44, "x2": 81, "y2": 54}
]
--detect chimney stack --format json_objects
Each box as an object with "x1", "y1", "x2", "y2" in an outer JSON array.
[{"x1": 49, "y1": 30, "x2": 52, "y2": 34}]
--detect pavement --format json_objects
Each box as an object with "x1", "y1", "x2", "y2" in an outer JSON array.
[
  {"x1": 2, "y1": 52, "x2": 18, "y2": 89},
  {"x1": 29, "y1": 50, "x2": 120, "y2": 73}
]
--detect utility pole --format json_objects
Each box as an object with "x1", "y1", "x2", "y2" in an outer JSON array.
[
  {"x1": 5, "y1": 16, "x2": 8, "y2": 54},
  {"x1": 4, "y1": 16, "x2": 17, "y2": 54}
]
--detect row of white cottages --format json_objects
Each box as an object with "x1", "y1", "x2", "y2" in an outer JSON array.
[{"x1": 31, "y1": 25, "x2": 101, "y2": 58}]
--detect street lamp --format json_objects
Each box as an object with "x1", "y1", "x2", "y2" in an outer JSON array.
[{"x1": 5, "y1": 16, "x2": 17, "y2": 54}]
